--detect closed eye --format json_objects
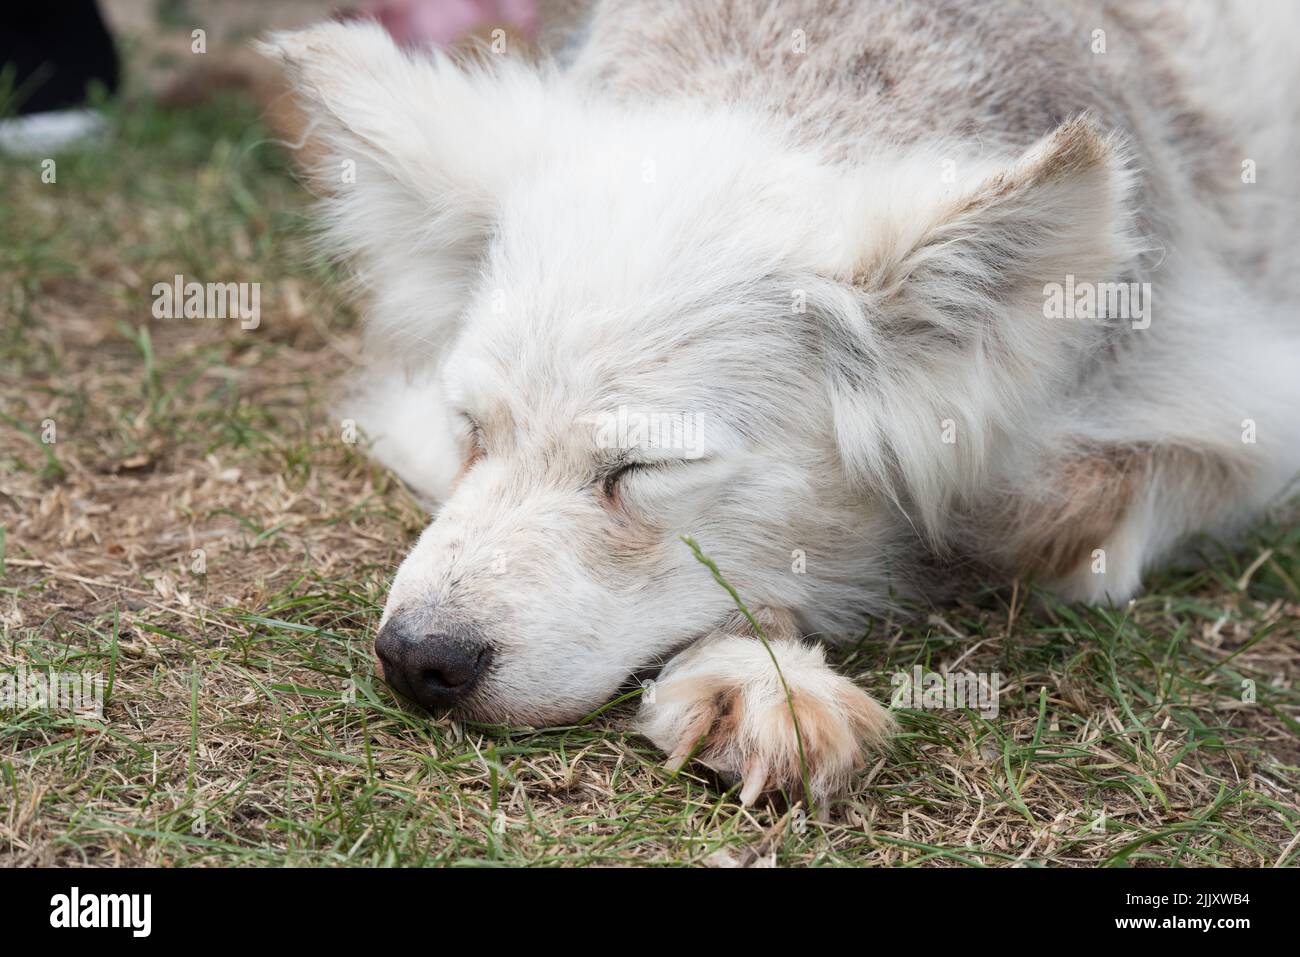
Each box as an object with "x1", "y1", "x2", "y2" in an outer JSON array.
[
  {"x1": 601, "y1": 462, "x2": 643, "y2": 499},
  {"x1": 600, "y1": 458, "x2": 701, "y2": 500},
  {"x1": 456, "y1": 411, "x2": 485, "y2": 467}
]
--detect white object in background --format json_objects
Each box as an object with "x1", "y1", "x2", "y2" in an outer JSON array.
[{"x1": 0, "y1": 108, "x2": 108, "y2": 155}]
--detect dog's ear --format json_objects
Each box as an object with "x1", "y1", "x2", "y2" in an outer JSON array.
[
  {"x1": 258, "y1": 22, "x2": 553, "y2": 357},
  {"x1": 820, "y1": 117, "x2": 1140, "y2": 532}
]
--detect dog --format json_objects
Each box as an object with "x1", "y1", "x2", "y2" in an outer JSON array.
[{"x1": 260, "y1": 0, "x2": 1300, "y2": 806}]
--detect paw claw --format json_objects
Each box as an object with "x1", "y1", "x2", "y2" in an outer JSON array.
[
  {"x1": 664, "y1": 751, "x2": 690, "y2": 775},
  {"x1": 739, "y1": 760, "x2": 769, "y2": 807},
  {"x1": 663, "y1": 705, "x2": 717, "y2": 775}
]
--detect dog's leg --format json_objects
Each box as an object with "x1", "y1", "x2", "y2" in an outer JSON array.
[
  {"x1": 996, "y1": 441, "x2": 1270, "y2": 604},
  {"x1": 636, "y1": 608, "x2": 894, "y2": 808}
]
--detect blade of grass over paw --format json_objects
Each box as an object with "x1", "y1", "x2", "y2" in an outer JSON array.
[{"x1": 680, "y1": 536, "x2": 812, "y2": 813}]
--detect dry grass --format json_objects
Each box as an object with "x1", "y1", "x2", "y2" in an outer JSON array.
[{"x1": 2, "y1": 93, "x2": 1298, "y2": 868}]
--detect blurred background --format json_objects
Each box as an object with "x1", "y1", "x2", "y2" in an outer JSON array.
[{"x1": 0, "y1": 0, "x2": 573, "y2": 154}]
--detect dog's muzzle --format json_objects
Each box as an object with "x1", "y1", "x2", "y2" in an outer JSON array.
[{"x1": 375, "y1": 613, "x2": 491, "y2": 712}]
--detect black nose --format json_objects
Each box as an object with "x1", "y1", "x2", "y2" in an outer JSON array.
[{"x1": 375, "y1": 615, "x2": 491, "y2": 712}]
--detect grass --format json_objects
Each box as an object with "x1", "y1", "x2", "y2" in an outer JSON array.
[{"x1": 1, "y1": 94, "x2": 1298, "y2": 867}]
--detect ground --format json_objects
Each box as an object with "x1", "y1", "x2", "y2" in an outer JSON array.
[{"x1": 2, "y1": 87, "x2": 1298, "y2": 867}]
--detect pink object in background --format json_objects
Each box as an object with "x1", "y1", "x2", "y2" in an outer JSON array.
[{"x1": 361, "y1": 0, "x2": 540, "y2": 49}]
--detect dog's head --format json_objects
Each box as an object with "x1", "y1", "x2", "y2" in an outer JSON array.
[{"x1": 264, "y1": 23, "x2": 1136, "y2": 723}]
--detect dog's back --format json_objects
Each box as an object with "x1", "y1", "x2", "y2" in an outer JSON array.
[{"x1": 565, "y1": 0, "x2": 1297, "y2": 290}]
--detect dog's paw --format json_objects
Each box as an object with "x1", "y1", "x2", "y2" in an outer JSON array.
[{"x1": 636, "y1": 634, "x2": 894, "y2": 807}]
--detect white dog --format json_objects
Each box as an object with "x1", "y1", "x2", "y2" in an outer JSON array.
[{"x1": 261, "y1": 0, "x2": 1300, "y2": 806}]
